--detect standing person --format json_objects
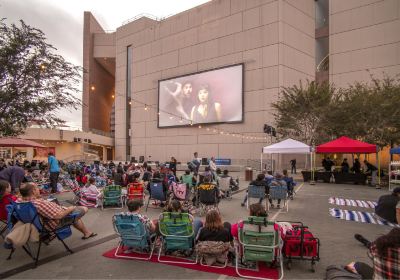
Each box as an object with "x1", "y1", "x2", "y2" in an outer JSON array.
[
  {"x1": 169, "y1": 156, "x2": 177, "y2": 177},
  {"x1": 48, "y1": 152, "x2": 60, "y2": 194},
  {"x1": 0, "y1": 166, "x2": 25, "y2": 194},
  {"x1": 290, "y1": 159, "x2": 297, "y2": 174},
  {"x1": 192, "y1": 152, "x2": 201, "y2": 176},
  {"x1": 352, "y1": 158, "x2": 361, "y2": 173},
  {"x1": 364, "y1": 160, "x2": 378, "y2": 187},
  {"x1": 190, "y1": 84, "x2": 222, "y2": 124},
  {"x1": 209, "y1": 157, "x2": 217, "y2": 181}
]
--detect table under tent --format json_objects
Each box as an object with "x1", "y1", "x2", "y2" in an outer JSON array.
[{"x1": 315, "y1": 136, "x2": 379, "y2": 185}]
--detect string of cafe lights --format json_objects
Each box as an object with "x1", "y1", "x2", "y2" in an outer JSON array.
[{"x1": 125, "y1": 96, "x2": 271, "y2": 142}]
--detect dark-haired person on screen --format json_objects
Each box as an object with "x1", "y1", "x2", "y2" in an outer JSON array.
[
  {"x1": 190, "y1": 84, "x2": 222, "y2": 123},
  {"x1": 164, "y1": 81, "x2": 193, "y2": 120}
]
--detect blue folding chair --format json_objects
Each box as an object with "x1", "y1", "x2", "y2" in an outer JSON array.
[
  {"x1": 112, "y1": 213, "x2": 156, "y2": 260},
  {"x1": 6, "y1": 201, "x2": 78, "y2": 266},
  {"x1": 247, "y1": 185, "x2": 266, "y2": 210},
  {"x1": 268, "y1": 184, "x2": 288, "y2": 212},
  {"x1": 145, "y1": 182, "x2": 166, "y2": 211}
]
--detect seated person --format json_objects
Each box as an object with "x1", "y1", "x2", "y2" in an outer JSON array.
[
  {"x1": 282, "y1": 169, "x2": 296, "y2": 199},
  {"x1": 197, "y1": 175, "x2": 221, "y2": 203},
  {"x1": 341, "y1": 158, "x2": 350, "y2": 173},
  {"x1": 18, "y1": 183, "x2": 97, "y2": 239},
  {"x1": 83, "y1": 178, "x2": 101, "y2": 205},
  {"x1": 195, "y1": 209, "x2": 232, "y2": 242},
  {"x1": 219, "y1": 170, "x2": 239, "y2": 192},
  {"x1": 263, "y1": 170, "x2": 274, "y2": 186},
  {"x1": 142, "y1": 166, "x2": 152, "y2": 183},
  {"x1": 194, "y1": 210, "x2": 232, "y2": 266},
  {"x1": 202, "y1": 166, "x2": 215, "y2": 183},
  {"x1": 94, "y1": 171, "x2": 107, "y2": 188},
  {"x1": 374, "y1": 187, "x2": 400, "y2": 224},
  {"x1": 241, "y1": 173, "x2": 269, "y2": 207},
  {"x1": 122, "y1": 199, "x2": 157, "y2": 234},
  {"x1": 268, "y1": 173, "x2": 287, "y2": 209},
  {"x1": 0, "y1": 180, "x2": 17, "y2": 221},
  {"x1": 180, "y1": 170, "x2": 197, "y2": 189},
  {"x1": 231, "y1": 203, "x2": 268, "y2": 240},
  {"x1": 348, "y1": 228, "x2": 400, "y2": 279},
  {"x1": 166, "y1": 199, "x2": 189, "y2": 214}
]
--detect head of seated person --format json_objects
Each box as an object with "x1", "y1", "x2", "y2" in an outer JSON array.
[
  {"x1": 167, "y1": 199, "x2": 187, "y2": 213},
  {"x1": 202, "y1": 174, "x2": 213, "y2": 184},
  {"x1": 197, "y1": 209, "x2": 231, "y2": 243},
  {"x1": 127, "y1": 199, "x2": 143, "y2": 213},
  {"x1": 223, "y1": 170, "x2": 229, "y2": 177},
  {"x1": 249, "y1": 203, "x2": 268, "y2": 217},
  {"x1": 250, "y1": 174, "x2": 266, "y2": 186},
  {"x1": 19, "y1": 182, "x2": 40, "y2": 200}
]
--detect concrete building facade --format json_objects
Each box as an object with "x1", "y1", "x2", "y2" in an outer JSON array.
[{"x1": 82, "y1": 0, "x2": 399, "y2": 164}]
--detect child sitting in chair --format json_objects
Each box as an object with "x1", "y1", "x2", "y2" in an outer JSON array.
[
  {"x1": 83, "y1": 178, "x2": 101, "y2": 206},
  {"x1": 0, "y1": 180, "x2": 17, "y2": 221},
  {"x1": 124, "y1": 199, "x2": 157, "y2": 234}
]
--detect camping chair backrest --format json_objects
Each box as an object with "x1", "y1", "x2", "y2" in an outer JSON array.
[
  {"x1": 159, "y1": 212, "x2": 193, "y2": 237},
  {"x1": 170, "y1": 182, "x2": 188, "y2": 201},
  {"x1": 248, "y1": 185, "x2": 265, "y2": 199},
  {"x1": 159, "y1": 212, "x2": 194, "y2": 251},
  {"x1": 113, "y1": 213, "x2": 149, "y2": 249},
  {"x1": 181, "y1": 174, "x2": 194, "y2": 187},
  {"x1": 149, "y1": 182, "x2": 166, "y2": 201},
  {"x1": 269, "y1": 184, "x2": 288, "y2": 200},
  {"x1": 218, "y1": 177, "x2": 231, "y2": 192},
  {"x1": 127, "y1": 182, "x2": 144, "y2": 200},
  {"x1": 104, "y1": 185, "x2": 122, "y2": 198},
  {"x1": 7, "y1": 201, "x2": 42, "y2": 232},
  {"x1": 239, "y1": 216, "x2": 278, "y2": 263},
  {"x1": 198, "y1": 184, "x2": 218, "y2": 204}
]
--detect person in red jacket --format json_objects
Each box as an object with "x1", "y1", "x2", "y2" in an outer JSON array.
[{"x1": 0, "y1": 180, "x2": 17, "y2": 221}]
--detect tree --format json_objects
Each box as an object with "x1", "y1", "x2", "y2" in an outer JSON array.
[
  {"x1": 272, "y1": 80, "x2": 335, "y2": 145},
  {"x1": 0, "y1": 20, "x2": 81, "y2": 136},
  {"x1": 326, "y1": 75, "x2": 400, "y2": 148}
]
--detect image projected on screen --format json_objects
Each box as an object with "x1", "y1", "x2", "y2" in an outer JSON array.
[{"x1": 158, "y1": 64, "x2": 243, "y2": 128}]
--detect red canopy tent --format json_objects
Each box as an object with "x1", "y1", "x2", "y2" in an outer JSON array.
[
  {"x1": 0, "y1": 138, "x2": 45, "y2": 148},
  {"x1": 316, "y1": 136, "x2": 377, "y2": 154}
]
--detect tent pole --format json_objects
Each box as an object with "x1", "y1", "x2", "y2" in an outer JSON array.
[
  {"x1": 260, "y1": 152, "x2": 263, "y2": 173},
  {"x1": 377, "y1": 148, "x2": 381, "y2": 187}
]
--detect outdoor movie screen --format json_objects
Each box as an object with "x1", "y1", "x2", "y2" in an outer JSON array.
[{"x1": 158, "y1": 63, "x2": 244, "y2": 128}]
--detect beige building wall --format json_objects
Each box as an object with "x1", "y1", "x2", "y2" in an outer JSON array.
[
  {"x1": 90, "y1": 0, "x2": 315, "y2": 162},
  {"x1": 329, "y1": 0, "x2": 400, "y2": 87}
]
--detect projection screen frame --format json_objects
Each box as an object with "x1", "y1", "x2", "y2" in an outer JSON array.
[{"x1": 157, "y1": 63, "x2": 245, "y2": 128}]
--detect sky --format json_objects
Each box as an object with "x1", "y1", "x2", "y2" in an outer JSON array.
[{"x1": 0, "y1": 0, "x2": 210, "y2": 129}]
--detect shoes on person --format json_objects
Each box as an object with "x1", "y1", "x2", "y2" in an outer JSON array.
[
  {"x1": 82, "y1": 232, "x2": 97, "y2": 240},
  {"x1": 375, "y1": 186, "x2": 381, "y2": 189},
  {"x1": 270, "y1": 204, "x2": 275, "y2": 208},
  {"x1": 354, "y1": 234, "x2": 371, "y2": 248},
  {"x1": 277, "y1": 204, "x2": 281, "y2": 209},
  {"x1": 241, "y1": 203, "x2": 245, "y2": 207}
]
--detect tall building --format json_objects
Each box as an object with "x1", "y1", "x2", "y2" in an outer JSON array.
[{"x1": 83, "y1": 0, "x2": 400, "y2": 163}]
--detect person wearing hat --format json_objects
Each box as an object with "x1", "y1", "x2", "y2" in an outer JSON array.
[{"x1": 375, "y1": 187, "x2": 400, "y2": 224}]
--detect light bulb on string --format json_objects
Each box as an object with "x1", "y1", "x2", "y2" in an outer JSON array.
[
  {"x1": 198, "y1": 125, "x2": 202, "y2": 129},
  {"x1": 144, "y1": 104, "x2": 148, "y2": 111},
  {"x1": 190, "y1": 121, "x2": 193, "y2": 126}
]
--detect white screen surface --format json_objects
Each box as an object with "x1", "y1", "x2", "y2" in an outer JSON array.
[{"x1": 158, "y1": 64, "x2": 243, "y2": 127}]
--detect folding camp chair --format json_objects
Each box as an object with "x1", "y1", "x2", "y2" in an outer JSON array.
[
  {"x1": 112, "y1": 213, "x2": 156, "y2": 260},
  {"x1": 235, "y1": 216, "x2": 284, "y2": 280},
  {"x1": 145, "y1": 182, "x2": 167, "y2": 211},
  {"x1": 197, "y1": 183, "x2": 219, "y2": 216},
  {"x1": 0, "y1": 219, "x2": 7, "y2": 238},
  {"x1": 218, "y1": 177, "x2": 232, "y2": 200},
  {"x1": 247, "y1": 185, "x2": 266, "y2": 210},
  {"x1": 126, "y1": 182, "x2": 145, "y2": 204},
  {"x1": 268, "y1": 185, "x2": 288, "y2": 212},
  {"x1": 6, "y1": 201, "x2": 78, "y2": 267},
  {"x1": 101, "y1": 185, "x2": 124, "y2": 210},
  {"x1": 158, "y1": 212, "x2": 197, "y2": 264},
  {"x1": 169, "y1": 182, "x2": 189, "y2": 202}
]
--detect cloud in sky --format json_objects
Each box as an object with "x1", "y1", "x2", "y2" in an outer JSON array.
[{"x1": 0, "y1": 0, "x2": 210, "y2": 128}]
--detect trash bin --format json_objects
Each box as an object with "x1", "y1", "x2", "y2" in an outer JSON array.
[{"x1": 245, "y1": 167, "x2": 253, "y2": 181}]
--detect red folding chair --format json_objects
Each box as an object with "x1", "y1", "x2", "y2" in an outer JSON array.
[{"x1": 126, "y1": 182, "x2": 145, "y2": 205}]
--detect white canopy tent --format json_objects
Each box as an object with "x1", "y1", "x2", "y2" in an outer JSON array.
[{"x1": 261, "y1": 138, "x2": 312, "y2": 172}]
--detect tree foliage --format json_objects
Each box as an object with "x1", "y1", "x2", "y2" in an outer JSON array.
[
  {"x1": 0, "y1": 20, "x2": 81, "y2": 136},
  {"x1": 272, "y1": 80, "x2": 335, "y2": 145},
  {"x1": 272, "y1": 76, "x2": 400, "y2": 147}
]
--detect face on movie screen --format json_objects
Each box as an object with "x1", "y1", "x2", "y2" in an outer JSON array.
[{"x1": 158, "y1": 64, "x2": 243, "y2": 128}]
